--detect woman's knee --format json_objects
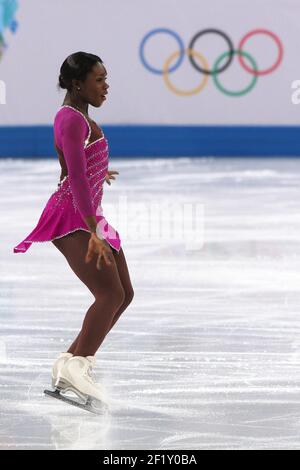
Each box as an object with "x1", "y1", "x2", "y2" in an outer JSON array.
[
  {"x1": 115, "y1": 285, "x2": 126, "y2": 309},
  {"x1": 124, "y1": 287, "x2": 134, "y2": 306},
  {"x1": 94, "y1": 284, "x2": 125, "y2": 309}
]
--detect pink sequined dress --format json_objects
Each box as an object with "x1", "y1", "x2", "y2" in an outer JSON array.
[{"x1": 13, "y1": 105, "x2": 121, "y2": 254}]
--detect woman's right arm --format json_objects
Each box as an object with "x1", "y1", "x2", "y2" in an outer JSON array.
[
  {"x1": 58, "y1": 111, "x2": 113, "y2": 269},
  {"x1": 60, "y1": 112, "x2": 99, "y2": 234}
]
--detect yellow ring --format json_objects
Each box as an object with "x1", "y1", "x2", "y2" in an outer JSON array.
[{"x1": 163, "y1": 48, "x2": 209, "y2": 96}]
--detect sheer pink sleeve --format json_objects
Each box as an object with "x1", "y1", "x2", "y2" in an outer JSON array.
[{"x1": 56, "y1": 110, "x2": 95, "y2": 219}]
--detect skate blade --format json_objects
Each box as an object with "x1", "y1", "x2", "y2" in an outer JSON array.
[
  {"x1": 44, "y1": 389, "x2": 107, "y2": 415},
  {"x1": 57, "y1": 377, "x2": 109, "y2": 407}
]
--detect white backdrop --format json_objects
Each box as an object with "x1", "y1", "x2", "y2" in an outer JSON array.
[{"x1": 0, "y1": 0, "x2": 298, "y2": 125}]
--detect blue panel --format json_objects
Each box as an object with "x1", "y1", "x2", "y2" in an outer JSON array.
[{"x1": 0, "y1": 125, "x2": 299, "y2": 157}]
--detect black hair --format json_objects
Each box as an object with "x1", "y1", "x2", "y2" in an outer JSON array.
[{"x1": 57, "y1": 51, "x2": 103, "y2": 91}]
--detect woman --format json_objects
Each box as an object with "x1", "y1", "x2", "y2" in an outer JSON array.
[{"x1": 13, "y1": 52, "x2": 134, "y2": 408}]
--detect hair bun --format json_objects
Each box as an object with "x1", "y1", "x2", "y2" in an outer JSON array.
[{"x1": 58, "y1": 74, "x2": 67, "y2": 89}]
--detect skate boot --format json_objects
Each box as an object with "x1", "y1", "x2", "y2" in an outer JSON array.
[
  {"x1": 51, "y1": 352, "x2": 73, "y2": 388},
  {"x1": 44, "y1": 355, "x2": 109, "y2": 414}
]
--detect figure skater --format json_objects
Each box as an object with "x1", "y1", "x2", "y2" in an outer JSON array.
[{"x1": 13, "y1": 52, "x2": 134, "y2": 412}]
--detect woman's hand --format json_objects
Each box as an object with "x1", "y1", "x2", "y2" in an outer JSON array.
[
  {"x1": 105, "y1": 170, "x2": 119, "y2": 185},
  {"x1": 85, "y1": 232, "x2": 114, "y2": 270}
]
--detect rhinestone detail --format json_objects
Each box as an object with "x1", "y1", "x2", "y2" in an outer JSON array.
[{"x1": 51, "y1": 135, "x2": 109, "y2": 215}]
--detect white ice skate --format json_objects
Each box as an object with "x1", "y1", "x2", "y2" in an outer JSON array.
[
  {"x1": 51, "y1": 352, "x2": 73, "y2": 388},
  {"x1": 44, "y1": 355, "x2": 109, "y2": 414}
]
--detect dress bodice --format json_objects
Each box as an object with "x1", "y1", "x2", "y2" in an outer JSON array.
[{"x1": 55, "y1": 107, "x2": 105, "y2": 183}]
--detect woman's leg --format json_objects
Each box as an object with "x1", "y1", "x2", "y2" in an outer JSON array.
[
  {"x1": 51, "y1": 230, "x2": 125, "y2": 357},
  {"x1": 108, "y1": 247, "x2": 134, "y2": 329},
  {"x1": 67, "y1": 246, "x2": 134, "y2": 353}
]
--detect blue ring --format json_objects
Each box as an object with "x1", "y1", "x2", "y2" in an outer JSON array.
[{"x1": 139, "y1": 28, "x2": 185, "y2": 75}]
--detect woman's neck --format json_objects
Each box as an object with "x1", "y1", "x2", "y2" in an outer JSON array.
[{"x1": 63, "y1": 94, "x2": 89, "y2": 116}]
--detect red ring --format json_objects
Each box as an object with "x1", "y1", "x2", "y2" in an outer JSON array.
[{"x1": 238, "y1": 29, "x2": 283, "y2": 76}]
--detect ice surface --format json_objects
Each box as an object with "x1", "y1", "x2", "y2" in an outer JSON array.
[{"x1": 1, "y1": 157, "x2": 300, "y2": 450}]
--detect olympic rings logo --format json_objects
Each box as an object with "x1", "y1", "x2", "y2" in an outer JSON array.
[{"x1": 139, "y1": 28, "x2": 283, "y2": 97}]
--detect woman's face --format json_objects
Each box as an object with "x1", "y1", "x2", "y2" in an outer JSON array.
[{"x1": 79, "y1": 61, "x2": 109, "y2": 107}]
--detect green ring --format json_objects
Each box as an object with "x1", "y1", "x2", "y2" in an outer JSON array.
[{"x1": 212, "y1": 49, "x2": 258, "y2": 96}]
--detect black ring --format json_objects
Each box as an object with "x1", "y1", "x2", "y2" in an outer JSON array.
[{"x1": 188, "y1": 28, "x2": 234, "y2": 75}]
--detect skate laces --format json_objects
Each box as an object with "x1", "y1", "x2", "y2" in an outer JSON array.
[
  {"x1": 79, "y1": 357, "x2": 106, "y2": 395},
  {"x1": 84, "y1": 363, "x2": 106, "y2": 395},
  {"x1": 84, "y1": 363, "x2": 95, "y2": 383}
]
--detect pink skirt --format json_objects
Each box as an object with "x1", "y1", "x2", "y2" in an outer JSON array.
[{"x1": 13, "y1": 188, "x2": 121, "y2": 254}]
